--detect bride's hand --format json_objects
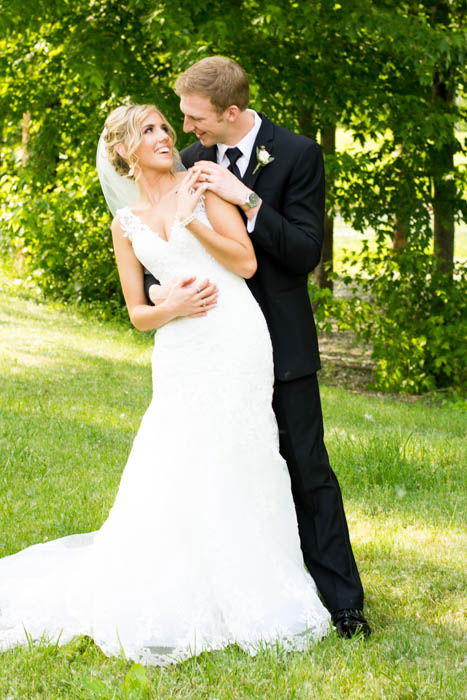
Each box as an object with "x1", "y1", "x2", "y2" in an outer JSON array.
[
  {"x1": 176, "y1": 169, "x2": 209, "y2": 222},
  {"x1": 165, "y1": 277, "x2": 218, "y2": 318}
]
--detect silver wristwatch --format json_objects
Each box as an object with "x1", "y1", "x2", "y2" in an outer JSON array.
[{"x1": 244, "y1": 190, "x2": 261, "y2": 209}]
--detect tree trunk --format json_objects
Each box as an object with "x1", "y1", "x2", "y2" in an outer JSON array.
[
  {"x1": 393, "y1": 207, "x2": 409, "y2": 250},
  {"x1": 431, "y1": 3, "x2": 456, "y2": 276},
  {"x1": 315, "y1": 123, "x2": 335, "y2": 291},
  {"x1": 297, "y1": 106, "x2": 318, "y2": 142},
  {"x1": 392, "y1": 144, "x2": 409, "y2": 250},
  {"x1": 432, "y1": 69, "x2": 455, "y2": 275}
]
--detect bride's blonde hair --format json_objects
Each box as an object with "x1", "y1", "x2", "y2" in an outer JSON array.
[{"x1": 103, "y1": 104, "x2": 178, "y2": 179}]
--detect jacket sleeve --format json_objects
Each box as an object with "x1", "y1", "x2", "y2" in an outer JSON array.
[
  {"x1": 249, "y1": 141, "x2": 324, "y2": 275},
  {"x1": 143, "y1": 272, "x2": 160, "y2": 306}
]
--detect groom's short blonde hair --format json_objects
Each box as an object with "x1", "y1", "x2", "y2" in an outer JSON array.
[{"x1": 174, "y1": 57, "x2": 250, "y2": 114}]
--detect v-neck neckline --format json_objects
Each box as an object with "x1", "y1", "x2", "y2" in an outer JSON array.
[
  {"x1": 126, "y1": 208, "x2": 170, "y2": 243},
  {"x1": 126, "y1": 177, "x2": 183, "y2": 242}
]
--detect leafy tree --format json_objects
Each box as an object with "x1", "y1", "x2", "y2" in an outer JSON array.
[
  {"x1": 0, "y1": 0, "x2": 178, "y2": 307},
  {"x1": 1, "y1": 0, "x2": 465, "y2": 392}
]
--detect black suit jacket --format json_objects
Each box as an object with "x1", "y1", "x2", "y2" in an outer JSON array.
[{"x1": 181, "y1": 114, "x2": 324, "y2": 381}]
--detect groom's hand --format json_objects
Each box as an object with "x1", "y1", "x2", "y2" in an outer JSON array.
[
  {"x1": 190, "y1": 163, "x2": 261, "y2": 220},
  {"x1": 148, "y1": 278, "x2": 183, "y2": 306}
]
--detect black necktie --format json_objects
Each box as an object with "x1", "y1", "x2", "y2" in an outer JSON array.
[{"x1": 225, "y1": 147, "x2": 242, "y2": 179}]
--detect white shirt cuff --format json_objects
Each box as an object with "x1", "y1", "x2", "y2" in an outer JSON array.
[{"x1": 246, "y1": 214, "x2": 258, "y2": 233}]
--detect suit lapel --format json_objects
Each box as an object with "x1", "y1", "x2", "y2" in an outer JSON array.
[
  {"x1": 242, "y1": 114, "x2": 275, "y2": 190},
  {"x1": 183, "y1": 142, "x2": 217, "y2": 167},
  {"x1": 200, "y1": 144, "x2": 217, "y2": 163}
]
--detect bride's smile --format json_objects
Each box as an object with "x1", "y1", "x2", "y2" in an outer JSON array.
[{"x1": 131, "y1": 110, "x2": 175, "y2": 175}]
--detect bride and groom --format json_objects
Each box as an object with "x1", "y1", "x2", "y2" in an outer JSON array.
[{"x1": 0, "y1": 56, "x2": 369, "y2": 666}]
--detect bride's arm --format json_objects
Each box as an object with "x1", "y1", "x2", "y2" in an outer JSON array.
[
  {"x1": 184, "y1": 191, "x2": 257, "y2": 279},
  {"x1": 111, "y1": 220, "x2": 216, "y2": 331}
]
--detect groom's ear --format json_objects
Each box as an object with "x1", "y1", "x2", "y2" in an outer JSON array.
[{"x1": 225, "y1": 105, "x2": 240, "y2": 122}]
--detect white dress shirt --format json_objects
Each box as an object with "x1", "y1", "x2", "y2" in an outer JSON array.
[{"x1": 216, "y1": 110, "x2": 262, "y2": 232}]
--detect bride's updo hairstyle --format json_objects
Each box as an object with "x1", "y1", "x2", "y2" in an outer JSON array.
[{"x1": 104, "y1": 104, "x2": 177, "y2": 179}]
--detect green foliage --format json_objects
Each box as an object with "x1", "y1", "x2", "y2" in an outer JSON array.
[
  {"x1": 335, "y1": 244, "x2": 467, "y2": 394},
  {"x1": 2, "y1": 162, "x2": 120, "y2": 305},
  {"x1": 0, "y1": 0, "x2": 181, "y2": 313},
  {"x1": 122, "y1": 664, "x2": 153, "y2": 699},
  {"x1": 308, "y1": 280, "x2": 338, "y2": 335},
  {"x1": 0, "y1": 0, "x2": 466, "y2": 391}
]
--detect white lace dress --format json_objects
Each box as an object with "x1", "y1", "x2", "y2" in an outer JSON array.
[{"x1": 0, "y1": 203, "x2": 330, "y2": 665}]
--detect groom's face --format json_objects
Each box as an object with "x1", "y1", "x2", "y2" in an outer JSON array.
[{"x1": 180, "y1": 93, "x2": 230, "y2": 147}]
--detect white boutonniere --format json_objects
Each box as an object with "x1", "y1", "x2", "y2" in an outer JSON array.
[{"x1": 252, "y1": 146, "x2": 274, "y2": 174}]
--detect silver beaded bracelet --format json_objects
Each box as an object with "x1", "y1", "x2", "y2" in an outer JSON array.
[{"x1": 180, "y1": 212, "x2": 197, "y2": 227}]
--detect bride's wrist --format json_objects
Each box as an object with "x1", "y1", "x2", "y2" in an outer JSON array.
[{"x1": 178, "y1": 211, "x2": 197, "y2": 227}]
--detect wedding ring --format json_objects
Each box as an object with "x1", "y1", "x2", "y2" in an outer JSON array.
[{"x1": 201, "y1": 301, "x2": 206, "y2": 307}]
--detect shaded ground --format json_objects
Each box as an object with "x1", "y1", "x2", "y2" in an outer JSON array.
[
  {"x1": 318, "y1": 328, "x2": 374, "y2": 393},
  {"x1": 316, "y1": 273, "x2": 375, "y2": 394}
]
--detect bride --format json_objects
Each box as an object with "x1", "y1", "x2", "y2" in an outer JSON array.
[{"x1": 0, "y1": 104, "x2": 330, "y2": 666}]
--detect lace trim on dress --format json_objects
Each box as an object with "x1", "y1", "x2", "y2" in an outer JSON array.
[
  {"x1": 117, "y1": 197, "x2": 207, "y2": 242},
  {"x1": 116, "y1": 208, "x2": 150, "y2": 242}
]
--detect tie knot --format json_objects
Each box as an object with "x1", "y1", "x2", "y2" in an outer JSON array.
[{"x1": 225, "y1": 147, "x2": 242, "y2": 166}]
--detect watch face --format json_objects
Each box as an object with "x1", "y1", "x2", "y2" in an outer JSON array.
[{"x1": 248, "y1": 192, "x2": 260, "y2": 207}]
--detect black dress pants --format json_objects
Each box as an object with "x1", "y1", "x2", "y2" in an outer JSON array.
[{"x1": 272, "y1": 373, "x2": 364, "y2": 612}]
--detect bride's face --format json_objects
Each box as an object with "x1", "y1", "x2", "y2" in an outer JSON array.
[
  {"x1": 133, "y1": 110, "x2": 174, "y2": 173},
  {"x1": 180, "y1": 94, "x2": 230, "y2": 147}
]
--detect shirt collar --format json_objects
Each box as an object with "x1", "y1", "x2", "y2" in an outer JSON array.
[{"x1": 217, "y1": 110, "x2": 262, "y2": 162}]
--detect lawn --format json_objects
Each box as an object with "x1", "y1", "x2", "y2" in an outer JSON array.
[{"x1": 0, "y1": 288, "x2": 465, "y2": 699}]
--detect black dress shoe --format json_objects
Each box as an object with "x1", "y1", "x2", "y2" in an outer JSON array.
[{"x1": 331, "y1": 609, "x2": 371, "y2": 638}]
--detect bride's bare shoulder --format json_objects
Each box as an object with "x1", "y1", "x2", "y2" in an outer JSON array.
[
  {"x1": 204, "y1": 189, "x2": 233, "y2": 211},
  {"x1": 111, "y1": 215, "x2": 124, "y2": 237}
]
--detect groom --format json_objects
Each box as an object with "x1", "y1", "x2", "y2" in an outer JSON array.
[{"x1": 146, "y1": 56, "x2": 370, "y2": 637}]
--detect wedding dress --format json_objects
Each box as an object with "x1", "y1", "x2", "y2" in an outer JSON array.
[{"x1": 0, "y1": 201, "x2": 330, "y2": 665}]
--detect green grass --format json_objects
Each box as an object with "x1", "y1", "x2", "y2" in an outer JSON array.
[{"x1": 0, "y1": 288, "x2": 465, "y2": 699}]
